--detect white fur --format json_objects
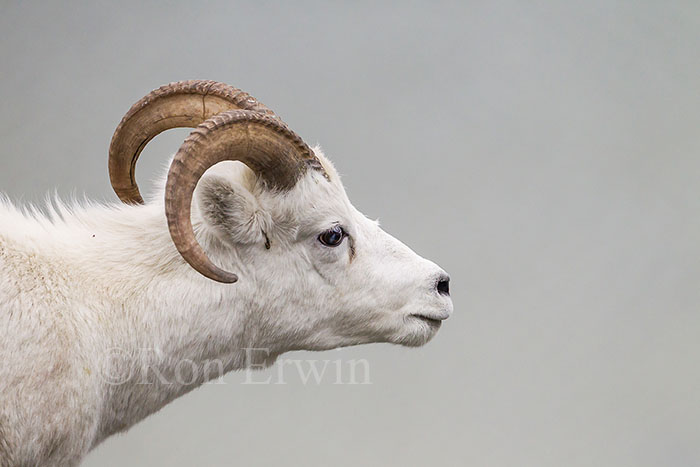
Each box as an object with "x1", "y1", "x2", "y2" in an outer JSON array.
[{"x1": 0, "y1": 148, "x2": 452, "y2": 466}]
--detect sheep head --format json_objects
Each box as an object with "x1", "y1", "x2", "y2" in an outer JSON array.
[{"x1": 109, "y1": 80, "x2": 452, "y2": 348}]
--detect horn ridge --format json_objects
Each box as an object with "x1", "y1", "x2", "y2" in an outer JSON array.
[{"x1": 109, "y1": 80, "x2": 277, "y2": 204}]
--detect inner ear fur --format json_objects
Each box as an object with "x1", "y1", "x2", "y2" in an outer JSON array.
[{"x1": 195, "y1": 175, "x2": 268, "y2": 246}]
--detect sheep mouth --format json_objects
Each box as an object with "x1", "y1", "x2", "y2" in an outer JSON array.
[{"x1": 410, "y1": 314, "x2": 443, "y2": 327}]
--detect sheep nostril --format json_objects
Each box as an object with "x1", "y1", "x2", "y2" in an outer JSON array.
[{"x1": 436, "y1": 275, "x2": 450, "y2": 296}]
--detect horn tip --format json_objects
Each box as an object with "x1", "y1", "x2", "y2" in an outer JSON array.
[{"x1": 211, "y1": 271, "x2": 239, "y2": 284}]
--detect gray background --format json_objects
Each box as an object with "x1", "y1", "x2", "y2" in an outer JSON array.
[{"x1": 1, "y1": 1, "x2": 699, "y2": 466}]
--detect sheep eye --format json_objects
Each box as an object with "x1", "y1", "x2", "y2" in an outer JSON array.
[{"x1": 318, "y1": 225, "x2": 346, "y2": 247}]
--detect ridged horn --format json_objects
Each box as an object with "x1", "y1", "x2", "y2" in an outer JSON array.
[
  {"x1": 109, "y1": 80, "x2": 277, "y2": 204},
  {"x1": 165, "y1": 110, "x2": 322, "y2": 284}
]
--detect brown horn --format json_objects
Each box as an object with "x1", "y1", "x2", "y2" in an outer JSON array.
[
  {"x1": 109, "y1": 80, "x2": 277, "y2": 204},
  {"x1": 165, "y1": 110, "x2": 324, "y2": 284}
]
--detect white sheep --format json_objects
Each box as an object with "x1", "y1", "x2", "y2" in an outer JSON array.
[{"x1": 0, "y1": 80, "x2": 452, "y2": 466}]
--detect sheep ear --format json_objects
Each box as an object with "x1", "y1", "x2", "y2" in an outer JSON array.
[{"x1": 195, "y1": 175, "x2": 267, "y2": 246}]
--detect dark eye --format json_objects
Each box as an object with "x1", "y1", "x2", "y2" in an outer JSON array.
[{"x1": 318, "y1": 225, "x2": 346, "y2": 247}]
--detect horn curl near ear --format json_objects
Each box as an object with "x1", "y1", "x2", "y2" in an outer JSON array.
[{"x1": 109, "y1": 80, "x2": 327, "y2": 283}]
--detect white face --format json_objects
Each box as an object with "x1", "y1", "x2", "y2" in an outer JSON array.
[
  {"x1": 297, "y1": 207, "x2": 453, "y2": 349},
  {"x1": 195, "y1": 151, "x2": 452, "y2": 351}
]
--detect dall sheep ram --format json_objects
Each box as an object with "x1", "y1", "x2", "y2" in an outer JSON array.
[{"x1": 0, "y1": 80, "x2": 453, "y2": 466}]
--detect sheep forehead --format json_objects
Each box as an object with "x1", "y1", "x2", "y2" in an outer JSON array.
[{"x1": 266, "y1": 173, "x2": 353, "y2": 234}]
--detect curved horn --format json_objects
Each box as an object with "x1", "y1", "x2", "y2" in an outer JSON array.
[
  {"x1": 109, "y1": 80, "x2": 277, "y2": 204},
  {"x1": 165, "y1": 110, "x2": 324, "y2": 284}
]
